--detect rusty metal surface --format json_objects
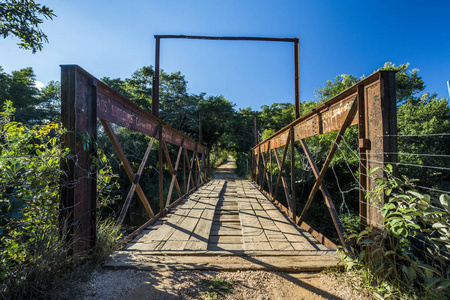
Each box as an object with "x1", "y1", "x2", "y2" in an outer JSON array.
[
  {"x1": 253, "y1": 71, "x2": 384, "y2": 154},
  {"x1": 155, "y1": 35, "x2": 298, "y2": 42},
  {"x1": 66, "y1": 65, "x2": 207, "y2": 154},
  {"x1": 250, "y1": 70, "x2": 397, "y2": 250},
  {"x1": 60, "y1": 65, "x2": 98, "y2": 253}
]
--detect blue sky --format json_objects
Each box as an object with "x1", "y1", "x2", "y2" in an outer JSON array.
[{"x1": 1, "y1": 0, "x2": 449, "y2": 110}]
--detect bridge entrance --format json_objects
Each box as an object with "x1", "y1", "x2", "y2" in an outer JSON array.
[{"x1": 60, "y1": 37, "x2": 397, "y2": 270}]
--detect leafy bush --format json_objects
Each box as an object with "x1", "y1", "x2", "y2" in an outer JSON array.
[
  {"x1": 0, "y1": 101, "x2": 121, "y2": 298},
  {"x1": 341, "y1": 165, "x2": 450, "y2": 299}
]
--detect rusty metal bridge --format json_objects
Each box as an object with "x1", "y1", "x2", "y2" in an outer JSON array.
[{"x1": 60, "y1": 37, "x2": 397, "y2": 271}]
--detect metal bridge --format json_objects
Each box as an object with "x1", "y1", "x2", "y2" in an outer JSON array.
[{"x1": 59, "y1": 44, "x2": 396, "y2": 271}]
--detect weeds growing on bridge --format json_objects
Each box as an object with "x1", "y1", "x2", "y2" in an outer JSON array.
[{"x1": 340, "y1": 165, "x2": 450, "y2": 299}]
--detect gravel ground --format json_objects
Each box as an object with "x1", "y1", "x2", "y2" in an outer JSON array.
[{"x1": 79, "y1": 268, "x2": 372, "y2": 300}]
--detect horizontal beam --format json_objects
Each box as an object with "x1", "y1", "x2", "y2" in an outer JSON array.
[
  {"x1": 61, "y1": 65, "x2": 207, "y2": 154},
  {"x1": 253, "y1": 71, "x2": 389, "y2": 153},
  {"x1": 155, "y1": 35, "x2": 299, "y2": 43}
]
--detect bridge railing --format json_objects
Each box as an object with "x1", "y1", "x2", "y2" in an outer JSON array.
[
  {"x1": 60, "y1": 65, "x2": 210, "y2": 253},
  {"x1": 251, "y1": 71, "x2": 397, "y2": 252}
]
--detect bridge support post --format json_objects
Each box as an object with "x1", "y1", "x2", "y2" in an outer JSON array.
[
  {"x1": 60, "y1": 65, "x2": 97, "y2": 254},
  {"x1": 359, "y1": 71, "x2": 397, "y2": 231}
]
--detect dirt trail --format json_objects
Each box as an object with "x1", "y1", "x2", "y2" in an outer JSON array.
[
  {"x1": 212, "y1": 156, "x2": 239, "y2": 179},
  {"x1": 80, "y1": 269, "x2": 370, "y2": 300}
]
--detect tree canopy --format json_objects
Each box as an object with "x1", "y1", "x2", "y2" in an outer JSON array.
[
  {"x1": 0, "y1": 66, "x2": 60, "y2": 125},
  {"x1": 0, "y1": 0, "x2": 55, "y2": 53}
]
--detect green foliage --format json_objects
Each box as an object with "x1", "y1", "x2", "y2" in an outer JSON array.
[
  {"x1": 94, "y1": 217, "x2": 122, "y2": 261},
  {"x1": 200, "y1": 277, "x2": 234, "y2": 300},
  {"x1": 0, "y1": 101, "x2": 121, "y2": 298},
  {"x1": 0, "y1": 66, "x2": 61, "y2": 125},
  {"x1": 0, "y1": 0, "x2": 56, "y2": 53},
  {"x1": 259, "y1": 103, "x2": 295, "y2": 136},
  {"x1": 378, "y1": 62, "x2": 425, "y2": 104},
  {"x1": 315, "y1": 74, "x2": 358, "y2": 102},
  {"x1": 341, "y1": 166, "x2": 450, "y2": 299},
  {"x1": 397, "y1": 93, "x2": 450, "y2": 190}
]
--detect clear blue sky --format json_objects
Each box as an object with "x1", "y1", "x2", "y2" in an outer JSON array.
[{"x1": 1, "y1": 0, "x2": 449, "y2": 110}]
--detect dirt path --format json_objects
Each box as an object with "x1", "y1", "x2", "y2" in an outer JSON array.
[
  {"x1": 78, "y1": 158, "x2": 371, "y2": 299},
  {"x1": 212, "y1": 156, "x2": 239, "y2": 179},
  {"x1": 80, "y1": 269, "x2": 370, "y2": 300}
]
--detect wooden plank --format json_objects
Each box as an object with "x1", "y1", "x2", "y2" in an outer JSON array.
[
  {"x1": 185, "y1": 197, "x2": 220, "y2": 250},
  {"x1": 104, "y1": 253, "x2": 341, "y2": 273},
  {"x1": 162, "y1": 196, "x2": 217, "y2": 249},
  {"x1": 248, "y1": 197, "x2": 295, "y2": 251},
  {"x1": 208, "y1": 244, "x2": 244, "y2": 251},
  {"x1": 238, "y1": 198, "x2": 271, "y2": 250},
  {"x1": 209, "y1": 236, "x2": 243, "y2": 244},
  {"x1": 141, "y1": 197, "x2": 199, "y2": 243}
]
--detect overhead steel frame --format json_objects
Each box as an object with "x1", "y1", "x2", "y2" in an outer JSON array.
[{"x1": 151, "y1": 35, "x2": 301, "y2": 119}]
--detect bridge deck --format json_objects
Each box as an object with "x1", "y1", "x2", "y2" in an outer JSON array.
[{"x1": 104, "y1": 179, "x2": 340, "y2": 271}]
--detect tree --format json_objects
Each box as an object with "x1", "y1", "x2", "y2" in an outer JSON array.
[
  {"x1": 315, "y1": 74, "x2": 357, "y2": 102},
  {"x1": 378, "y1": 62, "x2": 425, "y2": 104},
  {"x1": 0, "y1": 0, "x2": 55, "y2": 53},
  {"x1": 0, "y1": 66, "x2": 60, "y2": 125},
  {"x1": 36, "y1": 80, "x2": 60, "y2": 123}
]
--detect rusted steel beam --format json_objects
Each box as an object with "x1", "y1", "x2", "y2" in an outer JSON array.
[
  {"x1": 298, "y1": 139, "x2": 351, "y2": 253},
  {"x1": 254, "y1": 115, "x2": 258, "y2": 146},
  {"x1": 152, "y1": 36, "x2": 160, "y2": 117},
  {"x1": 251, "y1": 152, "x2": 255, "y2": 182},
  {"x1": 255, "y1": 149, "x2": 261, "y2": 185},
  {"x1": 158, "y1": 125, "x2": 164, "y2": 216},
  {"x1": 62, "y1": 66, "x2": 207, "y2": 154},
  {"x1": 364, "y1": 71, "x2": 397, "y2": 230},
  {"x1": 273, "y1": 145, "x2": 292, "y2": 215},
  {"x1": 199, "y1": 113, "x2": 202, "y2": 144},
  {"x1": 183, "y1": 149, "x2": 187, "y2": 193},
  {"x1": 257, "y1": 147, "x2": 264, "y2": 186},
  {"x1": 155, "y1": 35, "x2": 298, "y2": 43},
  {"x1": 117, "y1": 134, "x2": 156, "y2": 225},
  {"x1": 297, "y1": 98, "x2": 357, "y2": 225},
  {"x1": 196, "y1": 152, "x2": 203, "y2": 184},
  {"x1": 260, "y1": 144, "x2": 268, "y2": 191},
  {"x1": 60, "y1": 65, "x2": 97, "y2": 254},
  {"x1": 163, "y1": 141, "x2": 183, "y2": 207},
  {"x1": 294, "y1": 41, "x2": 300, "y2": 119},
  {"x1": 357, "y1": 84, "x2": 368, "y2": 230},
  {"x1": 252, "y1": 71, "x2": 388, "y2": 154},
  {"x1": 100, "y1": 119, "x2": 155, "y2": 218},
  {"x1": 186, "y1": 146, "x2": 197, "y2": 192},
  {"x1": 290, "y1": 127, "x2": 296, "y2": 220},
  {"x1": 269, "y1": 149, "x2": 273, "y2": 197}
]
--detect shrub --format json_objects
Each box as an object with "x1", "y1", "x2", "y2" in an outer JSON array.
[
  {"x1": 0, "y1": 101, "x2": 121, "y2": 298},
  {"x1": 341, "y1": 165, "x2": 450, "y2": 299}
]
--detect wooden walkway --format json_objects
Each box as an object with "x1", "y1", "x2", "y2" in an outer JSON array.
[{"x1": 105, "y1": 179, "x2": 341, "y2": 272}]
